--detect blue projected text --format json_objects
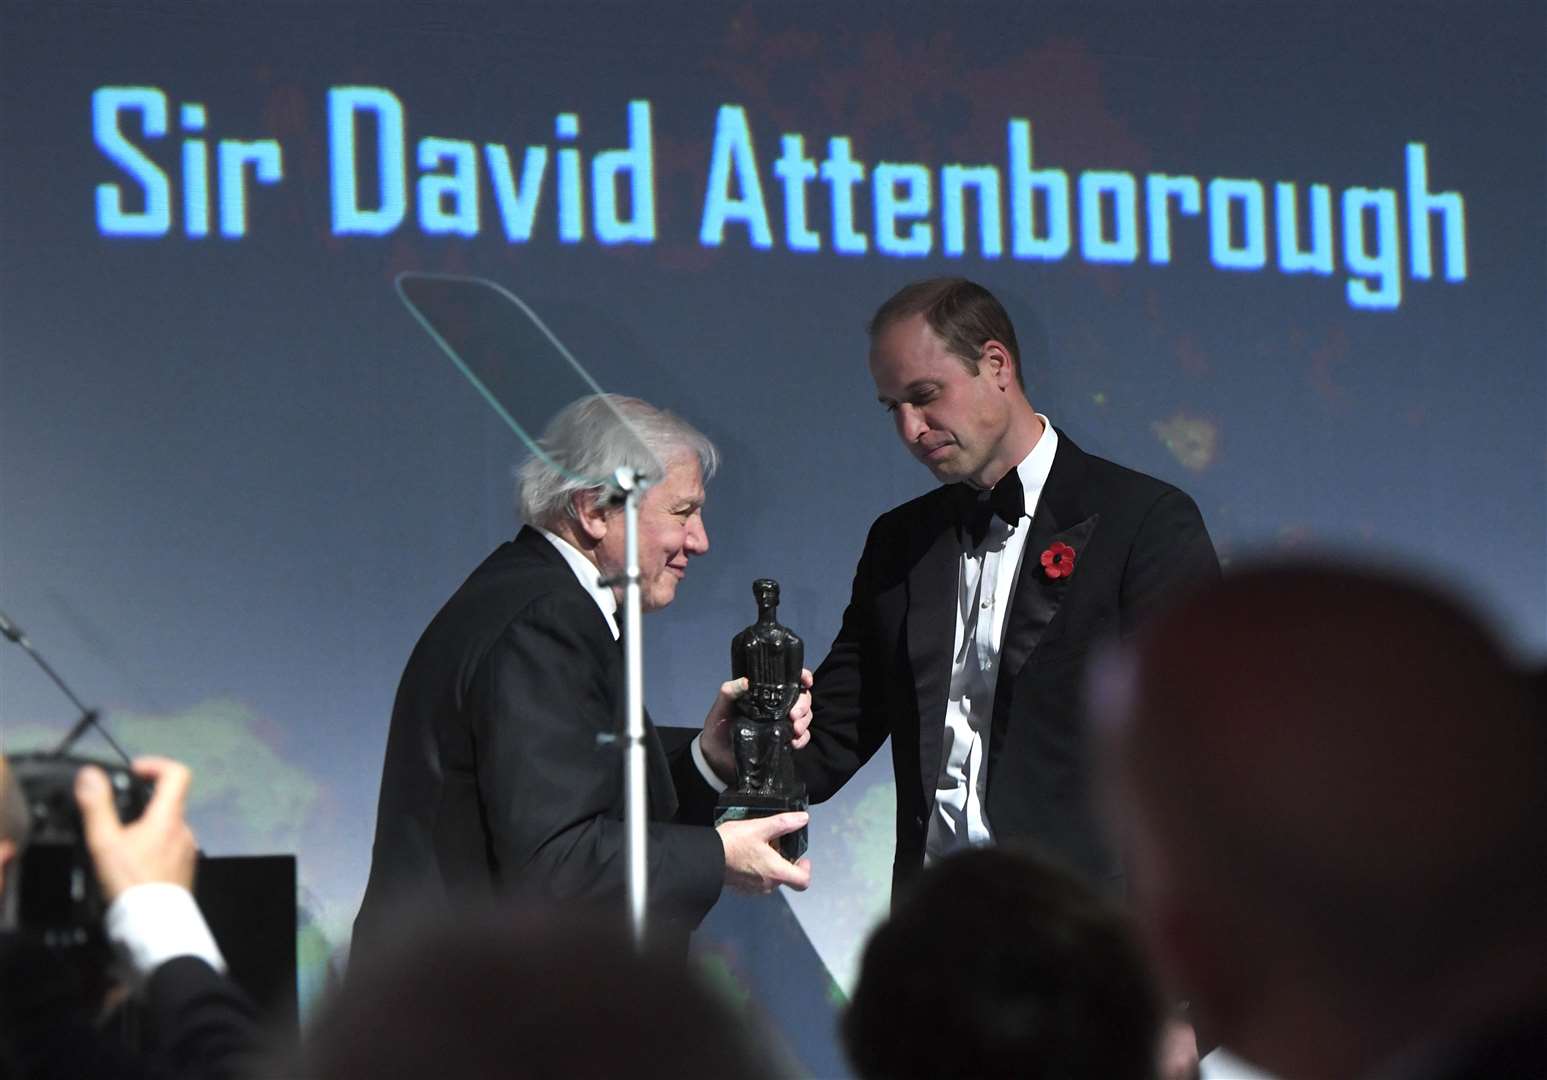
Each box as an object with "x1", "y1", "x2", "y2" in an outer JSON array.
[
  {"x1": 94, "y1": 87, "x2": 282, "y2": 238},
  {"x1": 91, "y1": 85, "x2": 1469, "y2": 311}
]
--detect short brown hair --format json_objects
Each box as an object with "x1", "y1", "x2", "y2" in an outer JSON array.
[
  {"x1": 844, "y1": 846, "x2": 1161, "y2": 1080},
  {"x1": 868, "y1": 278, "x2": 1024, "y2": 388}
]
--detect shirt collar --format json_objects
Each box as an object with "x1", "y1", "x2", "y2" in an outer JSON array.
[
  {"x1": 1014, "y1": 415, "x2": 1058, "y2": 519},
  {"x1": 535, "y1": 526, "x2": 620, "y2": 640}
]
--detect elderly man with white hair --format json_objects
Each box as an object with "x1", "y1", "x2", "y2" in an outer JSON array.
[{"x1": 354, "y1": 395, "x2": 811, "y2": 958}]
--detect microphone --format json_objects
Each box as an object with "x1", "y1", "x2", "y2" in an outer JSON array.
[
  {"x1": 0, "y1": 603, "x2": 132, "y2": 767},
  {"x1": 0, "y1": 607, "x2": 27, "y2": 645}
]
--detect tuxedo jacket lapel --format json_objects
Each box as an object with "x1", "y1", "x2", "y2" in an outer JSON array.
[
  {"x1": 989, "y1": 436, "x2": 1100, "y2": 774},
  {"x1": 997, "y1": 511, "x2": 1100, "y2": 681},
  {"x1": 906, "y1": 441, "x2": 1101, "y2": 814},
  {"x1": 906, "y1": 507, "x2": 960, "y2": 812}
]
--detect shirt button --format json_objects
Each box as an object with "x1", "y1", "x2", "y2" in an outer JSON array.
[{"x1": 981, "y1": 600, "x2": 991, "y2": 609}]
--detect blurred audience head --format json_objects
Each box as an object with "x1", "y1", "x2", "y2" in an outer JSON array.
[
  {"x1": 1092, "y1": 562, "x2": 1547, "y2": 1078},
  {"x1": 843, "y1": 845, "x2": 1162, "y2": 1080},
  {"x1": 308, "y1": 906, "x2": 780, "y2": 1079}
]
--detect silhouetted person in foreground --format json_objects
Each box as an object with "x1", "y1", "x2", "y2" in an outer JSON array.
[
  {"x1": 843, "y1": 846, "x2": 1163, "y2": 1080},
  {"x1": 305, "y1": 907, "x2": 783, "y2": 1079},
  {"x1": 1, "y1": 755, "x2": 261, "y2": 1080},
  {"x1": 1093, "y1": 563, "x2": 1547, "y2": 1080}
]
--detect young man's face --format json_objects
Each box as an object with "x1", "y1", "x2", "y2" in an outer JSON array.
[{"x1": 869, "y1": 313, "x2": 1014, "y2": 488}]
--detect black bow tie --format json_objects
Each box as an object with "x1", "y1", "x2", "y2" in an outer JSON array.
[{"x1": 959, "y1": 469, "x2": 1024, "y2": 548}]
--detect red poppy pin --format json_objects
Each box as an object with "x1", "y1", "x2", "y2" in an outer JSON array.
[{"x1": 1040, "y1": 541, "x2": 1077, "y2": 580}]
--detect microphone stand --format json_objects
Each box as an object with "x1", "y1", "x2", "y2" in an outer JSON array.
[
  {"x1": 614, "y1": 466, "x2": 650, "y2": 948},
  {"x1": 0, "y1": 607, "x2": 131, "y2": 764}
]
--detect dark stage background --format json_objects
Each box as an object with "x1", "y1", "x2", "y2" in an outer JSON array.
[{"x1": 3, "y1": 2, "x2": 1542, "y2": 1073}]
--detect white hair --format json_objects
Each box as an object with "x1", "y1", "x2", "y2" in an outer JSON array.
[{"x1": 517, "y1": 394, "x2": 719, "y2": 527}]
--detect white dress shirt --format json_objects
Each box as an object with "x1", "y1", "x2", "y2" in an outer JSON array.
[
  {"x1": 106, "y1": 882, "x2": 226, "y2": 985},
  {"x1": 537, "y1": 526, "x2": 620, "y2": 640},
  {"x1": 925, "y1": 420, "x2": 1058, "y2": 861}
]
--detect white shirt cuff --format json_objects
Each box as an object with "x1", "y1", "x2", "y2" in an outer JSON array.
[
  {"x1": 105, "y1": 882, "x2": 227, "y2": 983},
  {"x1": 690, "y1": 734, "x2": 729, "y2": 794}
]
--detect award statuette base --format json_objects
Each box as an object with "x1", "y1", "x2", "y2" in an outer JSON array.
[{"x1": 715, "y1": 790, "x2": 809, "y2": 862}]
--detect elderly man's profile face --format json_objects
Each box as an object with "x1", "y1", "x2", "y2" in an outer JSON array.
[{"x1": 596, "y1": 456, "x2": 709, "y2": 612}]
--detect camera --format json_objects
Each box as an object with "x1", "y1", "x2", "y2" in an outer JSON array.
[{"x1": 11, "y1": 753, "x2": 151, "y2": 946}]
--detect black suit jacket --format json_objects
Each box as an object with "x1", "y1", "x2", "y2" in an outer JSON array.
[
  {"x1": 1387, "y1": 1004, "x2": 1547, "y2": 1080},
  {"x1": 0, "y1": 941, "x2": 259, "y2": 1080},
  {"x1": 353, "y1": 528, "x2": 724, "y2": 956},
  {"x1": 799, "y1": 431, "x2": 1219, "y2": 897}
]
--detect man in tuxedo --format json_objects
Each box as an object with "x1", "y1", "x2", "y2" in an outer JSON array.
[
  {"x1": 779, "y1": 278, "x2": 1218, "y2": 896},
  {"x1": 1092, "y1": 565, "x2": 1547, "y2": 1079},
  {"x1": 354, "y1": 395, "x2": 810, "y2": 959},
  {"x1": 727, "y1": 279, "x2": 1215, "y2": 1074}
]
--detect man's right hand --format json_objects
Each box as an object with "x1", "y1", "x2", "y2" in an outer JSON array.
[
  {"x1": 716, "y1": 812, "x2": 812, "y2": 894},
  {"x1": 75, "y1": 756, "x2": 198, "y2": 903},
  {"x1": 699, "y1": 678, "x2": 748, "y2": 784}
]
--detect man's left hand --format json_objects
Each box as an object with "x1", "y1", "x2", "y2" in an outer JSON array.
[{"x1": 700, "y1": 668, "x2": 814, "y2": 784}]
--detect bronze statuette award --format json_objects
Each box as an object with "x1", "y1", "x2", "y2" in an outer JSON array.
[{"x1": 717, "y1": 578, "x2": 809, "y2": 860}]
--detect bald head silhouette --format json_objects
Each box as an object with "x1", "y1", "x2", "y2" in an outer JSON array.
[
  {"x1": 1094, "y1": 563, "x2": 1546, "y2": 1078},
  {"x1": 309, "y1": 906, "x2": 781, "y2": 1080}
]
